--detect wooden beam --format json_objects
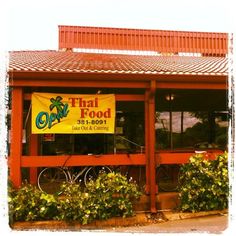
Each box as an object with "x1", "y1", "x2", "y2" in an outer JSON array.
[
  {"x1": 20, "y1": 151, "x2": 223, "y2": 167},
  {"x1": 156, "y1": 82, "x2": 227, "y2": 90},
  {"x1": 156, "y1": 150, "x2": 224, "y2": 164},
  {"x1": 9, "y1": 72, "x2": 227, "y2": 90},
  {"x1": 24, "y1": 93, "x2": 145, "y2": 101},
  {"x1": 21, "y1": 154, "x2": 146, "y2": 167},
  {"x1": 115, "y1": 94, "x2": 145, "y2": 101},
  {"x1": 10, "y1": 78, "x2": 149, "y2": 89}
]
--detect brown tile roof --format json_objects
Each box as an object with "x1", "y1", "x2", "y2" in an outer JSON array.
[{"x1": 8, "y1": 50, "x2": 228, "y2": 76}]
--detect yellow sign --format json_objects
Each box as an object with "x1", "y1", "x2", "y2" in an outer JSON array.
[{"x1": 32, "y1": 93, "x2": 115, "y2": 134}]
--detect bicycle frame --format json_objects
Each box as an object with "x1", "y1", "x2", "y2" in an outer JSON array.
[
  {"x1": 64, "y1": 166, "x2": 89, "y2": 183},
  {"x1": 37, "y1": 153, "x2": 112, "y2": 194}
]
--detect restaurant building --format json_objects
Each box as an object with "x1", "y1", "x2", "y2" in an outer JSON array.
[{"x1": 8, "y1": 25, "x2": 229, "y2": 212}]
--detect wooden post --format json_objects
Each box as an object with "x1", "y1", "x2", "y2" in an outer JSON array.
[
  {"x1": 9, "y1": 87, "x2": 23, "y2": 188},
  {"x1": 29, "y1": 134, "x2": 38, "y2": 184},
  {"x1": 145, "y1": 90, "x2": 150, "y2": 194},
  {"x1": 148, "y1": 81, "x2": 157, "y2": 213}
]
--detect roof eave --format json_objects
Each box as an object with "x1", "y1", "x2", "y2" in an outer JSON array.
[{"x1": 8, "y1": 70, "x2": 228, "y2": 83}]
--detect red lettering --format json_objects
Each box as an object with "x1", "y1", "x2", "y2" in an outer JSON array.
[
  {"x1": 89, "y1": 111, "x2": 95, "y2": 118},
  {"x1": 95, "y1": 98, "x2": 98, "y2": 107},
  {"x1": 80, "y1": 108, "x2": 89, "y2": 118},
  {"x1": 69, "y1": 97, "x2": 99, "y2": 108},
  {"x1": 68, "y1": 98, "x2": 78, "y2": 107},
  {"x1": 96, "y1": 111, "x2": 103, "y2": 118},
  {"x1": 78, "y1": 98, "x2": 87, "y2": 107},
  {"x1": 104, "y1": 108, "x2": 111, "y2": 118},
  {"x1": 80, "y1": 108, "x2": 111, "y2": 118}
]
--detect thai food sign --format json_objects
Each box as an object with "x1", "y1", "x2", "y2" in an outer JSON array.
[{"x1": 32, "y1": 93, "x2": 115, "y2": 134}]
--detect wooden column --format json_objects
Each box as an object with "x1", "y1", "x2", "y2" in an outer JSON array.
[
  {"x1": 145, "y1": 81, "x2": 157, "y2": 213},
  {"x1": 149, "y1": 81, "x2": 157, "y2": 213},
  {"x1": 145, "y1": 91, "x2": 150, "y2": 194},
  {"x1": 29, "y1": 134, "x2": 38, "y2": 184},
  {"x1": 9, "y1": 87, "x2": 23, "y2": 187}
]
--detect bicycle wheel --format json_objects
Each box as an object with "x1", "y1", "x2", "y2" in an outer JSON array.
[
  {"x1": 38, "y1": 167, "x2": 68, "y2": 194},
  {"x1": 156, "y1": 165, "x2": 179, "y2": 192},
  {"x1": 84, "y1": 166, "x2": 112, "y2": 186}
]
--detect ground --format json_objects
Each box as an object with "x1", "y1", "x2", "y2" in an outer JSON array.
[
  {"x1": 12, "y1": 211, "x2": 230, "y2": 234},
  {"x1": 96, "y1": 214, "x2": 229, "y2": 234}
]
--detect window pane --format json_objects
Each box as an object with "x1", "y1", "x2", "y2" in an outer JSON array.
[{"x1": 155, "y1": 111, "x2": 228, "y2": 150}]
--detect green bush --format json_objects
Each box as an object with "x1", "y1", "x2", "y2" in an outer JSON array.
[
  {"x1": 178, "y1": 152, "x2": 229, "y2": 212},
  {"x1": 8, "y1": 182, "x2": 58, "y2": 222},
  {"x1": 9, "y1": 172, "x2": 141, "y2": 225},
  {"x1": 56, "y1": 182, "x2": 95, "y2": 224},
  {"x1": 86, "y1": 172, "x2": 141, "y2": 219},
  {"x1": 57, "y1": 172, "x2": 141, "y2": 224}
]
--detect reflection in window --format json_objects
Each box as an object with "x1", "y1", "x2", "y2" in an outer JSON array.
[
  {"x1": 114, "y1": 112, "x2": 144, "y2": 154},
  {"x1": 155, "y1": 111, "x2": 228, "y2": 150}
]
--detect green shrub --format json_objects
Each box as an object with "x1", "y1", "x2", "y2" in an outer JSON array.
[
  {"x1": 8, "y1": 182, "x2": 58, "y2": 222},
  {"x1": 178, "y1": 152, "x2": 229, "y2": 212},
  {"x1": 57, "y1": 172, "x2": 141, "y2": 224},
  {"x1": 86, "y1": 172, "x2": 141, "y2": 219},
  {"x1": 9, "y1": 172, "x2": 141, "y2": 225},
  {"x1": 56, "y1": 182, "x2": 96, "y2": 224}
]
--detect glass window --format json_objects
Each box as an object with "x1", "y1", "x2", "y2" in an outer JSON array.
[
  {"x1": 114, "y1": 111, "x2": 144, "y2": 153},
  {"x1": 155, "y1": 111, "x2": 229, "y2": 150}
]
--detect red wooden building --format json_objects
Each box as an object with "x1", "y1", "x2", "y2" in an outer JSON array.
[{"x1": 8, "y1": 25, "x2": 228, "y2": 212}]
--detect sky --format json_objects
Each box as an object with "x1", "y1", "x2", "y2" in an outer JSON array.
[{"x1": 1, "y1": 0, "x2": 235, "y2": 51}]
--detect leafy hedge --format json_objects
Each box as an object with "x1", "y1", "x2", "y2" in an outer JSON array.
[
  {"x1": 178, "y1": 152, "x2": 229, "y2": 212},
  {"x1": 8, "y1": 172, "x2": 141, "y2": 225},
  {"x1": 8, "y1": 183, "x2": 58, "y2": 222}
]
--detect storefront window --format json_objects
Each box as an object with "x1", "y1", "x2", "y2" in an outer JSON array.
[
  {"x1": 114, "y1": 111, "x2": 144, "y2": 153},
  {"x1": 155, "y1": 111, "x2": 228, "y2": 150}
]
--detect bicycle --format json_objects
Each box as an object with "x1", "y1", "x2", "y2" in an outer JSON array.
[
  {"x1": 37, "y1": 154, "x2": 112, "y2": 194},
  {"x1": 156, "y1": 164, "x2": 180, "y2": 192}
]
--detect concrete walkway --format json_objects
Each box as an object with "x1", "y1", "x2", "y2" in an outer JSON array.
[
  {"x1": 12, "y1": 209, "x2": 228, "y2": 231},
  {"x1": 104, "y1": 214, "x2": 229, "y2": 234}
]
